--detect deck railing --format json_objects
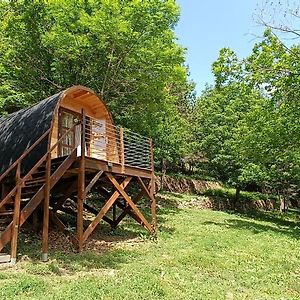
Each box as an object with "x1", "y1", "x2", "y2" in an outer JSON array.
[{"x1": 84, "y1": 117, "x2": 152, "y2": 170}]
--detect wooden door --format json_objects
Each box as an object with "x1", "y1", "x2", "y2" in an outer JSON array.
[
  {"x1": 58, "y1": 109, "x2": 80, "y2": 156},
  {"x1": 90, "y1": 120, "x2": 107, "y2": 160}
]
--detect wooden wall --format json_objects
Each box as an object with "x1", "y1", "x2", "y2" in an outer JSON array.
[{"x1": 50, "y1": 88, "x2": 119, "y2": 163}]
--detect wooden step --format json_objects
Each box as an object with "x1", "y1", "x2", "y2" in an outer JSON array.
[
  {"x1": 26, "y1": 177, "x2": 46, "y2": 183},
  {"x1": 21, "y1": 186, "x2": 42, "y2": 198},
  {"x1": 0, "y1": 211, "x2": 14, "y2": 217},
  {"x1": 37, "y1": 157, "x2": 67, "y2": 172},
  {"x1": 0, "y1": 253, "x2": 10, "y2": 263},
  {"x1": 31, "y1": 171, "x2": 46, "y2": 178}
]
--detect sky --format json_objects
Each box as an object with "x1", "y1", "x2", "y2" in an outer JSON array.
[{"x1": 175, "y1": 0, "x2": 264, "y2": 95}]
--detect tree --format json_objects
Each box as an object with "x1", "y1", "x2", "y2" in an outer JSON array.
[
  {"x1": 0, "y1": 0, "x2": 195, "y2": 169},
  {"x1": 256, "y1": 0, "x2": 300, "y2": 40},
  {"x1": 195, "y1": 36, "x2": 300, "y2": 207}
]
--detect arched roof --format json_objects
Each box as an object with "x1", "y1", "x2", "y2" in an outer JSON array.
[{"x1": 0, "y1": 86, "x2": 112, "y2": 174}]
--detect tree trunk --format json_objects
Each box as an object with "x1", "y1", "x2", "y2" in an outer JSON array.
[{"x1": 234, "y1": 187, "x2": 241, "y2": 209}]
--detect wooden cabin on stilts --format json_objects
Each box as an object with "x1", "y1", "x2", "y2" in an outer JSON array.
[{"x1": 0, "y1": 85, "x2": 156, "y2": 264}]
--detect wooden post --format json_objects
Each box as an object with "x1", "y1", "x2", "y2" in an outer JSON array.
[
  {"x1": 77, "y1": 110, "x2": 86, "y2": 252},
  {"x1": 42, "y1": 153, "x2": 51, "y2": 262},
  {"x1": 120, "y1": 127, "x2": 125, "y2": 173},
  {"x1": 10, "y1": 163, "x2": 22, "y2": 265},
  {"x1": 150, "y1": 138, "x2": 154, "y2": 172},
  {"x1": 149, "y1": 139, "x2": 157, "y2": 233}
]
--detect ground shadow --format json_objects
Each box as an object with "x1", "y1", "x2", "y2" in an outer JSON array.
[
  {"x1": 13, "y1": 193, "x2": 181, "y2": 272},
  {"x1": 202, "y1": 209, "x2": 300, "y2": 240}
]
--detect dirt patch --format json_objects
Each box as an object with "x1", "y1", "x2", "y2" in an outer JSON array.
[
  {"x1": 158, "y1": 193, "x2": 278, "y2": 212},
  {"x1": 156, "y1": 175, "x2": 221, "y2": 194}
]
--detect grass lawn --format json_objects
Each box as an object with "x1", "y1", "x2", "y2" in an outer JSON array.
[{"x1": 0, "y1": 192, "x2": 300, "y2": 299}]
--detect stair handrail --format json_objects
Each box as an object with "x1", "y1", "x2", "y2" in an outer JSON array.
[
  {"x1": 0, "y1": 129, "x2": 51, "y2": 183},
  {"x1": 0, "y1": 122, "x2": 81, "y2": 209}
]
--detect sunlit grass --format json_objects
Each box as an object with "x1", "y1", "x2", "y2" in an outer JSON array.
[{"x1": 0, "y1": 192, "x2": 299, "y2": 299}]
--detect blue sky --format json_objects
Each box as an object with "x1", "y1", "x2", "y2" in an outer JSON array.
[{"x1": 175, "y1": 0, "x2": 264, "y2": 95}]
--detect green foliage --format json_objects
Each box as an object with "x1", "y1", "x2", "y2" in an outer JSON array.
[
  {"x1": 194, "y1": 29, "x2": 300, "y2": 200},
  {"x1": 0, "y1": 0, "x2": 194, "y2": 169},
  {"x1": 194, "y1": 78, "x2": 263, "y2": 184}
]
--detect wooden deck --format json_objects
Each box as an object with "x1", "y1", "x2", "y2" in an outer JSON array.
[{"x1": 0, "y1": 114, "x2": 156, "y2": 264}]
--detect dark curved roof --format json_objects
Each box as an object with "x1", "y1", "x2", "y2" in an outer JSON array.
[{"x1": 0, "y1": 92, "x2": 62, "y2": 174}]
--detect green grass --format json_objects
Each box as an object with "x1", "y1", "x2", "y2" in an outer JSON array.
[{"x1": 0, "y1": 192, "x2": 300, "y2": 299}]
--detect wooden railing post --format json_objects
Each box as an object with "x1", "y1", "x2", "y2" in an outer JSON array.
[
  {"x1": 42, "y1": 153, "x2": 51, "y2": 262},
  {"x1": 120, "y1": 127, "x2": 125, "y2": 173},
  {"x1": 149, "y1": 139, "x2": 157, "y2": 232},
  {"x1": 149, "y1": 138, "x2": 154, "y2": 172},
  {"x1": 77, "y1": 110, "x2": 86, "y2": 252},
  {"x1": 10, "y1": 162, "x2": 22, "y2": 264}
]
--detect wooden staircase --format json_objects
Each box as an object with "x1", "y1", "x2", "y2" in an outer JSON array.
[
  {"x1": 0, "y1": 124, "x2": 79, "y2": 264},
  {"x1": 0, "y1": 114, "x2": 157, "y2": 264}
]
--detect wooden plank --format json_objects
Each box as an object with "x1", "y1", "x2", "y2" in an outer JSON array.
[
  {"x1": 0, "y1": 254, "x2": 11, "y2": 263},
  {"x1": 82, "y1": 176, "x2": 132, "y2": 243},
  {"x1": 120, "y1": 127, "x2": 125, "y2": 173},
  {"x1": 150, "y1": 176, "x2": 157, "y2": 232},
  {"x1": 106, "y1": 173, "x2": 153, "y2": 234},
  {"x1": 137, "y1": 176, "x2": 157, "y2": 232},
  {"x1": 85, "y1": 170, "x2": 103, "y2": 195},
  {"x1": 137, "y1": 177, "x2": 155, "y2": 203},
  {"x1": 42, "y1": 154, "x2": 51, "y2": 262},
  {"x1": 84, "y1": 158, "x2": 153, "y2": 179}
]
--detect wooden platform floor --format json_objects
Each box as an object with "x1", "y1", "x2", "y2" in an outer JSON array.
[{"x1": 67, "y1": 156, "x2": 153, "y2": 179}]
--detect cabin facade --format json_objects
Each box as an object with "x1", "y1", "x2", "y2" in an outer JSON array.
[{"x1": 0, "y1": 86, "x2": 156, "y2": 264}]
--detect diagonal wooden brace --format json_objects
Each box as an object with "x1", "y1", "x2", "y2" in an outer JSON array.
[
  {"x1": 113, "y1": 190, "x2": 145, "y2": 228},
  {"x1": 106, "y1": 173, "x2": 154, "y2": 234},
  {"x1": 82, "y1": 176, "x2": 132, "y2": 243},
  {"x1": 137, "y1": 176, "x2": 157, "y2": 231},
  {"x1": 85, "y1": 170, "x2": 104, "y2": 195}
]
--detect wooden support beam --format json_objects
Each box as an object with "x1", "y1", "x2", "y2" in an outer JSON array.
[
  {"x1": 85, "y1": 170, "x2": 103, "y2": 195},
  {"x1": 77, "y1": 109, "x2": 86, "y2": 252},
  {"x1": 10, "y1": 163, "x2": 21, "y2": 264},
  {"x1": 82, "y1": 176, "x2": 132, "y2": 243},
  {"x1": 149, "y1": 138, "x2": 157, "y2": 231},
  {"x1": 120, "y1": 127, "x2": 125, "y2": 173},
  {"x1": 106, "y1": 173, "x2": 153, "y2": 234},
  {"x1": 112, "y1": 203, "x2": 117, "y2": 223},
  {"x1": 42, "y1": 153, "x2": 51, "y2": 262},
  {"x1": 137, "y1": 176, "x2": 157, "y2": 232},
  {"x1": 83, "y1": 203, "x2": 114, "y2": 226},
  {"x1": 113, "y1": 190, "x2": 144, "y2": 228},
  {"x1": 150, "y1": 176, "x2": 157, "y2": 232}
]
